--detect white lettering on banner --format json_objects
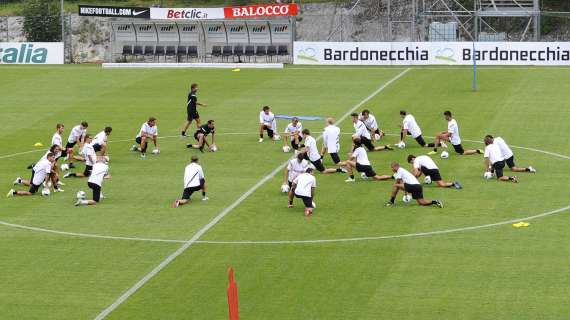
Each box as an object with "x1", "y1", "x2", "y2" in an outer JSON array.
[
  {"x1": 294, "y1": 42, "x2": 570, "y2": 66},
  {"x1": 0, "y1": 42, "x2": 63, "y2": 64},
  {"x1": 150, "y1": 7, "x2": 224, "y2": 20},
  {"x1": 230, "y1": 5, "x2": 289, "y2": 17}
]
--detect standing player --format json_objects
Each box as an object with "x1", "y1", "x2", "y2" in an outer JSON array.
[
  {"x1": 398, "y1": 110, "x2": 427, "y2": 148},
  {"x1": 65, "y1": 121, "x2": 88, "y2": 164},
  {"x1": 429, "y1": 111, "x2": 482, "y2": 156},
  {"x1": 181, "y1": 83, "x2": 207, "y2": 138},
  {"x1": 283, "y1": 117, "x2": 303, "y2": 151},
  {"x1": 288, "y1": 167, "x2": 317, "y2": 217},
  {"x1": 302, "y1": 129, "x2": 345, "y2": 174},
  {"x1": 385, "y1": 162, "x2": 444, "y2": 207},
  {"x1": 52, "y1": 123, "x2": 65, "y2": 161},
  {"x1": 7, "y1": 153, "x2": 55, "y2": 197},
  {"x1": 186, "y1": 120, "x2": 216, "y2": 152},
  {"x1": 173, "y1": 156, "x2": 208, "y2": 207},
  {"x1": 132, "y1": 117, "x2": 159, "y2": 158},
  {"x1": 359, "y1": 109, "x2": 384, "y2": 141},
  {"x1": 282, "y1": 152, "x2": 310, "y2": 190},
  {"x1": 64, "y1": 134, "x2": 96, "y2": 178},
  {"x1": 93, "y1": 126, "x2": 112, "y2": 156},
  {"x1": 407, "y1": 154, "x2": 462, "y2": 189},
  {"x1": 490, "y1": 135, "x2": 536, "y2": 173},
  {"x1": 321, "y1": 118, "x2": 342, "y2": 165},
  {"x1": 344, "y1": 136, "x2": 392, "y2": 182},
  {"x1": 484, "y1": 135, "x2": 519, "y2": 183},
  {"x1": 75, "y1": 156, "x2": 110, "y2": 206},
  {"x1": 351, "y1": 113, "x2": 392, "y2": 152},
  {"x1": 259, "y1": 106, "x2": 279, "y2": 142}
]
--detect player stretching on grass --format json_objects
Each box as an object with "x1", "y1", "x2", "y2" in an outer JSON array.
[
  {"x1": 429, "y1": 111, "x2": 482, "y2": 156},
  {"x1": 489, "y1": 135, "x2": 536, "y2": 173},
  {"x1": 186, "y1": 120, "x2": 216, "y2": 152},
  {"x1": 398, "y1": 110, "x2": 427, "y2": 148},
  {"x1": 64, "y1": 134, "x2": 96, "y2": 178},
  {"x1": 75, "y1": 156, "x2": 110, "y2": 206},
  {"x1": 283, "y1": 152, "x2": 310, "y2": 190},
  {"x1": 93, "y1": 126, "x2": 112, "y2": 156},
  {"x1": 302, "y1": 129, "x2": 346, "y2": 175},
  {"x1": 359, "y1": 109, "x2": 384, "y2": 141},
  {"x1": 385, "y1": 162, "x2": 444, "y2": 208},
  {"x1": 65, "y1": 121, "x2": 88, "y2": 165},
  {"x1": 181, "y1": 83, "x2": 207, "y2": 138},
  {"x1": 484, "y1": 135, "x2": 519, "y2": 183},
  {"x1": 8, "y1": 153, "x2": 56, "y2": 197},
  {"x1": 283, "y1": 117, "x2": 303, "y2": 151},
  {"x1": 173, "y1": 156, "x2": 208, "y2": 207},
  {"x1": 345, "y1": 136, "x2": 392, "y2": 182},
  {"x1": 132, "y1": 117, "x2": 159, "y2": 159},
  {"x1": 321, "y1": 118, "x2": 342, "y2": 165},
  {"x1": 351, "y1": 113, "x2": 392, "y2": 152},
  {"x1": 407, "y1": 154, "x2": 462, "y2": 189},
  {"x1": 288, "y1": 167, "x2": 317, "y2": 216},
  {"x1": 259, "y1": 106, "x2": 279, "y2": 142}
]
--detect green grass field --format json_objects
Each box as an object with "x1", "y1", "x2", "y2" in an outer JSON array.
[{"x1": 1, "y1": 65, "x2": 570, "y2": 320}]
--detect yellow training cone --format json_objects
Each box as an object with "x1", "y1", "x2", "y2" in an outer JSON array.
[
  {"x1": 34, "y1": 142, "x2": 44, "y2": 147},
  {"x1": 232, "y1": 68, "x2": 241, "y2": 72},
  {"x1": 512, "y1": 222, "x2": 530, "y2": 228}
]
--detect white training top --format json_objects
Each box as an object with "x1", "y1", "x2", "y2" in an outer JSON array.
[
  {"x1": 67, "y1": 125, "x2": 86, "y2": 143},
  {"x1": 359, "y1": 113, "x2": 379, "y2": 131},
  {"x1": 484, "y1": 143, "x2": 504, "y2": 164},
  {"x1": 259, "y1": 111, "x2": 275, "y2": 127},
  {"x1": 293, "y1": 173, "x2": 316, "y2": 198},
  {"x1": 352, "y1": 146, "x2": 371, "y2": 166},
  {"x1": 304, "y1": 135, "x2": 321, "y2": 162},
  {"x1": 354, "y1": 120, "x2": 371, "y2": 139},
  {"x1": 32, "y1": 158, "x2": 52, "y2": 186},
  {"x1": 184, "y1": 162, "x2": 205, "y2": 188},
  {"x1": 137, "y1": 122, "x2": 158, "y2": 138},
  {"x1": 82, "y1": 143, "x2": 96, "y2": 166},
  {"x1": 413, "y1": 155, "x2": 438, "y2": 170},
  {"x1": 285, "y1": 122, "x2": 302, "y2": 141},
  {"x1": 93, "y1": 131, "x2": 107, "y2": 145},
  {"x1": 402, "y1": 114, "x2": 422, "y2": 138},
  {"x1": 494, "y1": 137, "x2": 514, "y2": 160},
  {"x1": 394, "y1": 167, "x2": 420, "y2": 185},
  {"x1": 447, "y1": 119, "x2": 461, "y2": 145},
  {"x1": 322, "y1": 125, "x2": 340, "y2": 153},
  {"x1": 88, "y1": 162, "x2": 109, "y2": 187},
  {"x1": 51, "y1": 132, "x2": 62, "y2": 147},
  {"x1": 287, "y1": 158, "x2": 310, "y2": 182}
]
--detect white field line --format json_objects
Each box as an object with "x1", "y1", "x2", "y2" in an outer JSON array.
[{"x1": 93, "y1": 67, "x2": 412, "y2": 320}]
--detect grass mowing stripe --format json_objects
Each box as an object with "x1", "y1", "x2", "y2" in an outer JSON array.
[{"x1": 93, "y1": 68, "x2": 411, "y2": 320}]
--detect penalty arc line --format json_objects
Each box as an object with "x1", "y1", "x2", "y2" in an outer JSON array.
[{"x1": 93, "y1": 68, "x2": 412, "y2": 320}]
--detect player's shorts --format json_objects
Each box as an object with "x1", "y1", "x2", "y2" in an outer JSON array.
[
  {"x1": 360, "y1": 136, "x2": 375, "y2": 151},
  {"x1": 294, "y1": 194, "x2": 313, "y2": 208},
  {"x1": 187, "y1": 108, "x2": 200, "y2": 121},
  {"x1": 356, "y1": 163, "x2": 376, "y2": 177},
  {"x1": 88, "y1": 182, "x2": 101, "y2": 202},
  {"x1": 414, "y1": 135, "x2": 426, "y2": 147},
  {"x1": 182, "y1": 186, "x2": 202, "y2": 200},
  {"x1": 291, "y1": 137, "x2": 303, "y2": 150},
  {"x1": 310, "y1": 159, "x2": 326, "y2": 172},
  {"x1": 60, "y1": 149, "x2": 67, "y2": 158},
  {"x1": 83, "y1": 165, "x2": 93, "y2": 177},
  {"x1": 421, "y1": 168, "x2": 442, "y2": 181},
  {"x1": 262, "y1": 125, "x2": 274, "y2": 138},
  {"x1": 492, "y1": 161, "x2": 506, "y2": 179},
  {"x1": 29, "y1": 183, "x2": 40, "y2": 194},
  {"x1": 93, "y1": 144, "x2": 102, "y2": 152},
  {"x1": 452, "y1": 144, "x2": 465, "y2": 154},
  {"x1": 329, "y1": 152, "x2": 341, "y2": 164},
  {"x1": 288, "y1": 180, "x2": 293, "y2": 188},
  {"x1": 193, "y1": 131, "x2": 205, "y2": 141},
  {"x1": 404, "y1": 183, "x2": 424, "y2": 200},
  {"x1": 65, "y1": 141, "x2": 76, "y2": 149},
  {"x1": 505, "y1": 156, "x2": 516, "y2": 169}
]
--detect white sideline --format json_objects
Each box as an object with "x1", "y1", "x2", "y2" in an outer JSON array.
[
  {"x1": 93, "y1": 68, "x2": 411, "y2": 320},
  {"x1": 102, "y1": 63, "x2": 283, "y2": 69}
]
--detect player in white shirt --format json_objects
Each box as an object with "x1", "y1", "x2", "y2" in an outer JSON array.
[
  {"x1": 429, "y1": 111, "x2": 482, "y2": 156},
  {"x1": 258, "y1": 106, "x2": 279, "y2": 142},
  {"x1": 51, "y1": 123, "x2": 65, "y2": 159},
  {"x1": 64, "y1": 135, "x2": 97, "y2": 178},
  {"x1": 173, "y1": 156, "x2": 208, "y2": 207},
  {"x1": 385, "y1": 162, "x2": 443, "y2": 207},
  {"x1": 283, "y1": 152, "x2": 310, "y2": 188},
  {"x1": 320, "y1": 118, "x2": 342, "y2": 164},
  {"x1": 75, "y1": 157, "x2": 110, "y2": 206},
  {"x1": 132, "y1": 117, "x2": 159, "y2": 158},
  {"x1": 344, "y1": 136, "x2": 392, "y2": 182},
  {"x1": 351, "y1": 113, "x2": 392, "y2": 152},
  {"x1": 359, "y1": 109, "x2": 384, "y2": 141},
  {"x1": 288, "y1": 168, "x2": 317, "y2": 216},
  {"x1": 8, "y1": 153, "x2": 56, "y2": 197},
  {"x1": 399, "y1": 110, "x2": 427, "y2": 147},
  {"x1": 65, "y1": 121, "x2": 88, "y2": 163},
  {"x1": 282, "y1": 117, "x2": 303, "y2": 151},
  {"x1": 302, "y1": 129, "x2": 346, "y2": 174},
  {"x1": 484, "y1": 135, "x2": 519, "y2": 182},
  {"x1": 489, "y1": 135, "x2": 536, "y2": 173},
  {"x1": 407, "y1": 154, "x2": 462, "y2": 189},
  {"x1": 92, "y1": 126, "x2": 112, "y2": 156}
]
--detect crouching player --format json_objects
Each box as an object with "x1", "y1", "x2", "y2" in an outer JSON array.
[
  {"x1": 64, "y1": 134, "x2": 96, "y2": 178},
  {"x1": 173, "y1": 156, "x2": 208, "y2": 207},
  {"x1": 8, "y1": 153, "x2": 56, "y2": 197},
  {"x1": 484, "y1": 135, "x2": 519, "y2": 183},
  {"x1": 303, "y1": 129, "x2": 346, "y2": 174},
  {"x1": 490, "y1": 135, "x2": 536, "y2": 173},
  {"x1": 288, "y1": 167, "x2": 317, "y2": 216},
  {"x1": 186, "y1": 120, "x2": 216, "y2": 152},
  {"x1": 282, "y1": 152, "x2": 310, "y2": 191},
  {"x1": 345, "y1": 136, "x2": 392, "y2": 182},
  {"x1": 132, "y1": 117, "x2": 159, "y2": 158},
  {"x1": 258, "y1": 106, "x2": 279, "y2": 142},
  {"x1": 385, "y1": 162, "x2": 443, "y2": 207},
  {"x1": 283, "y1": 117, "x2": 303, "y2": 151},
  {"x1": 407, "y1": 154, "x2": 462, "y2": 189},
  {"x1": 75, "y1": 156, "x2": 110, "y2": 206}
]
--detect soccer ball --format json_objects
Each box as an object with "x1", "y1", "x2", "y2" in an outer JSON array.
[
  {"x1": 483, "y1": 171, "x2": 494, "y2": 180},
  {"x1": 281, "y1": 184, "x2": 290, "y2": 193},
  {"x1": 312, "y1": 201, "x2": 317, "y2": 208},
  {"x1": 374, "y1": 133, "x2": 381, "y2": 140},
  {"x1": 440, "y1": 151, "x2": 449, "y2": 159},
  {"x1": 210, "y1": 144, "x2": 218, "y2": 152},
  {"x1": 76, "y1": 190, "x2": 86, "y2": 200},
  {"x1": 61, "y1": 163, "x2": 70, "y2": 171},
  {"x1": 361, "y1": 172, "x2": 369, "y2": 180},
  {"x1": 152, "y1": 149, "x2": 160, "y2": 155},
  {"x1": 41, "y1": 188, "x2": 50, "y2": 197},
  {"x1": 424, "y1": 176, "x2": 432, "y2": 184},
  {"x1": 402, "y1": 194, "x2": 412, "y2": 203},
  {"x1": 396, "y1": 141, "x2": 406, "y2": 149},
  {"x1": 282, "y1": 146, "x2": 291, "y2": 153}
]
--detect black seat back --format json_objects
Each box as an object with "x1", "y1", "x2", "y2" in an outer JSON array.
[
  {"x1": 255, "y1": 45, "x2": 267, "y2": 55},
  {"x1": 122, "y1": 45, "x2": 133, "y2": 55},
  {"x1": 155, "y1": 46, "x2": 165, "y2": 55},
  {"x1": 245, "y1": 45, "x2": 255, "y2": 56},
  {"x1": 133, "y1": 45, "x2": 143, "y2": 55},
  {"x1": 211, "y1": 45, "x2": 222, "y2": 56},
  {"x1": 267, "y1": 45, "x2": 277, "y2": 55},
  {"x1": 233, "y1": 45, "x2": 244, "y2": 56},
  {"x1": 166, "y1": 46, "x2": 176, "y2": 55},
  {"x1": 278, "y1": 45, "x2": 289, "y2": 55},
  {"x1": 144, "y1": 46, "x2": 155, "y2": 55},
  {"x1": 188, "y1": 46, "x2": 198, "y2": 57}
]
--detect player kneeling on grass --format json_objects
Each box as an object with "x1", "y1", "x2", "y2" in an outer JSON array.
[
  {"x1": 93, "y1": 126, "x2": 112, "y2": 156},
  {"x1": 321, "y1": 118, "x2": 342, "y2": 165},
  {"x1": 258, "y1": 106, "x2": 279, "y2": 142},
  {"x1": 75, "y1": 156, "x2": 110, "y2": 206},
  {"x1": 345, "y1": 136, "x2": 392, "y2": 182},
  {"x1": 489, "y1": 135, "x2": 536, "y2": 173},
  {"x1": 288, "y1": 168, "x2": 317, "y2": 216},
  {"x1": 303, "y1": 129, "x2": 346, "y2": 175},
  {"x1": 385, "y1": 162, "x2": 443, "y2": 208},
  {"x1": 132, "y1": 117, "x2": 159, "y2": 158},
  {"x1": 351, "y1": 113, "x2": 392, "y2": 152},
  {"x1": 407, "y1": 154, "x2": 462, "y2": 189},
  {"x1": 359, "y1": 109, "x2": 384, "y2": 141},
  {"x1": 483, "y1": 135, "x2": 519, "y2": 183},
  {"x1": 428, "y1": 111, "x2": 482, "y2": 156},
  {"x1": 283, "y1": 152, "x2": 310, "y2": 191},
  {"x1": 283, "y1": 117, "x2": 302, "y2": 152},
  {"x1": 8, "y1": 153, "x2": 56, "y2": 197},
  {"x1": 65, "y1": 121, "x2": 88, "y2": 165},
  {"x1": 173, "y1": 156, "x2": 208, "y2": 207},
  {"x1": 64, "y1": 134, "x2": 96, "y2": 179},
  {"x1": 187, "y1": 120, "x2": 216, "y2": 152}
]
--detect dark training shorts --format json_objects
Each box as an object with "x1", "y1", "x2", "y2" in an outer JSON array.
[
  {"x1": 295, "y1": 194, "x2": 313, "y2": 208},
  {"x1": 356, "y1": 163, "x2": 376, "y2": 177},
  {"x1": 182, "y1": 186, "x2": 202, "y2": 200},
  {"x1": 88, "y1": 182, "x2": 101, "y2": 202},
  {"x1": 404, "y1": 183, "x2": 424, "y2": 200}
]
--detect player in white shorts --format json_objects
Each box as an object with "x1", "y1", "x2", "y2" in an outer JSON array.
[
  {"x1": 321, "y1": 118, "x2": 342, "y2": 164},
  {"x1": 8, "y1": 153, "x2": 56, "y2": 197},
  {"x1": 359, "y1": 109, "x2": 384, "y2": 141},
  {"x1": 484, "y1": 135, "x2": 519, "y2": 183},
  {"x1": 302, "y1": 129, "x2": 346, "y2": 174},
  {"x1": 64, "y1": 134, "x2": 97, "y2": 178},
  {"x1": 385, "y1": 162, "x2": 443, "y2": 207},
  {"x1": 344, "y1": 136, "x2": 392, "y2": 182},
  {"x1": 132, "y1": 117, "x2": 159, "y2": 158},
  {"x1": 283, "y1": 152, "x2": 310, "y2": 189},
  {"x1": 429, "y1": 111, "x2": 482, "y2": 156},
  {"x1": 92, "y1": 127, "x2": 112, "y2": 156},
  {"x1": 351, "y1": 113, "x2": 392, "y2": 152},
  {"x1": 398, "y1": 110, "x2": 427, "y2": 147},
  {"x1": 488, "y1": 135, "x2": 536, "y2": 173},
  {"x1": 75, "y1": 156, "x2": 110, "y2": 206},
  {"x1": 283, "y1": 117, "x2": 303, "y2": 151},
  {"x1": 258, "y1": 106, "x2": 279, "y2": 142},
  {"x1": 173, "y1": 156, "x2": 208, "y2": 207},
  {"x1": 288, "y1": 168, "x2": 317, "y2": 216},
  {"x1": 407, "y1": 154, "x2": 462, "y2": 189},
  {"x1": 65, "y1": 121, "x2": 88, "y2": 164}
]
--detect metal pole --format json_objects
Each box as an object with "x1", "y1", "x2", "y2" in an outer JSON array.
[{"x1": 61, "y1": 0, "x2": 65, "y2": 62}]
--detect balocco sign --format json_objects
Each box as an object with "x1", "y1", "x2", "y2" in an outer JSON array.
[
  {"x1": 150, "y1": 4, "x2": 298, "y2": 20},
  {"x1": 150, "y1": 7, "x2": 224, "y2": 20},
  {"x1": 224, "y1": 4, "x2": 299, "y2": 19}
]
